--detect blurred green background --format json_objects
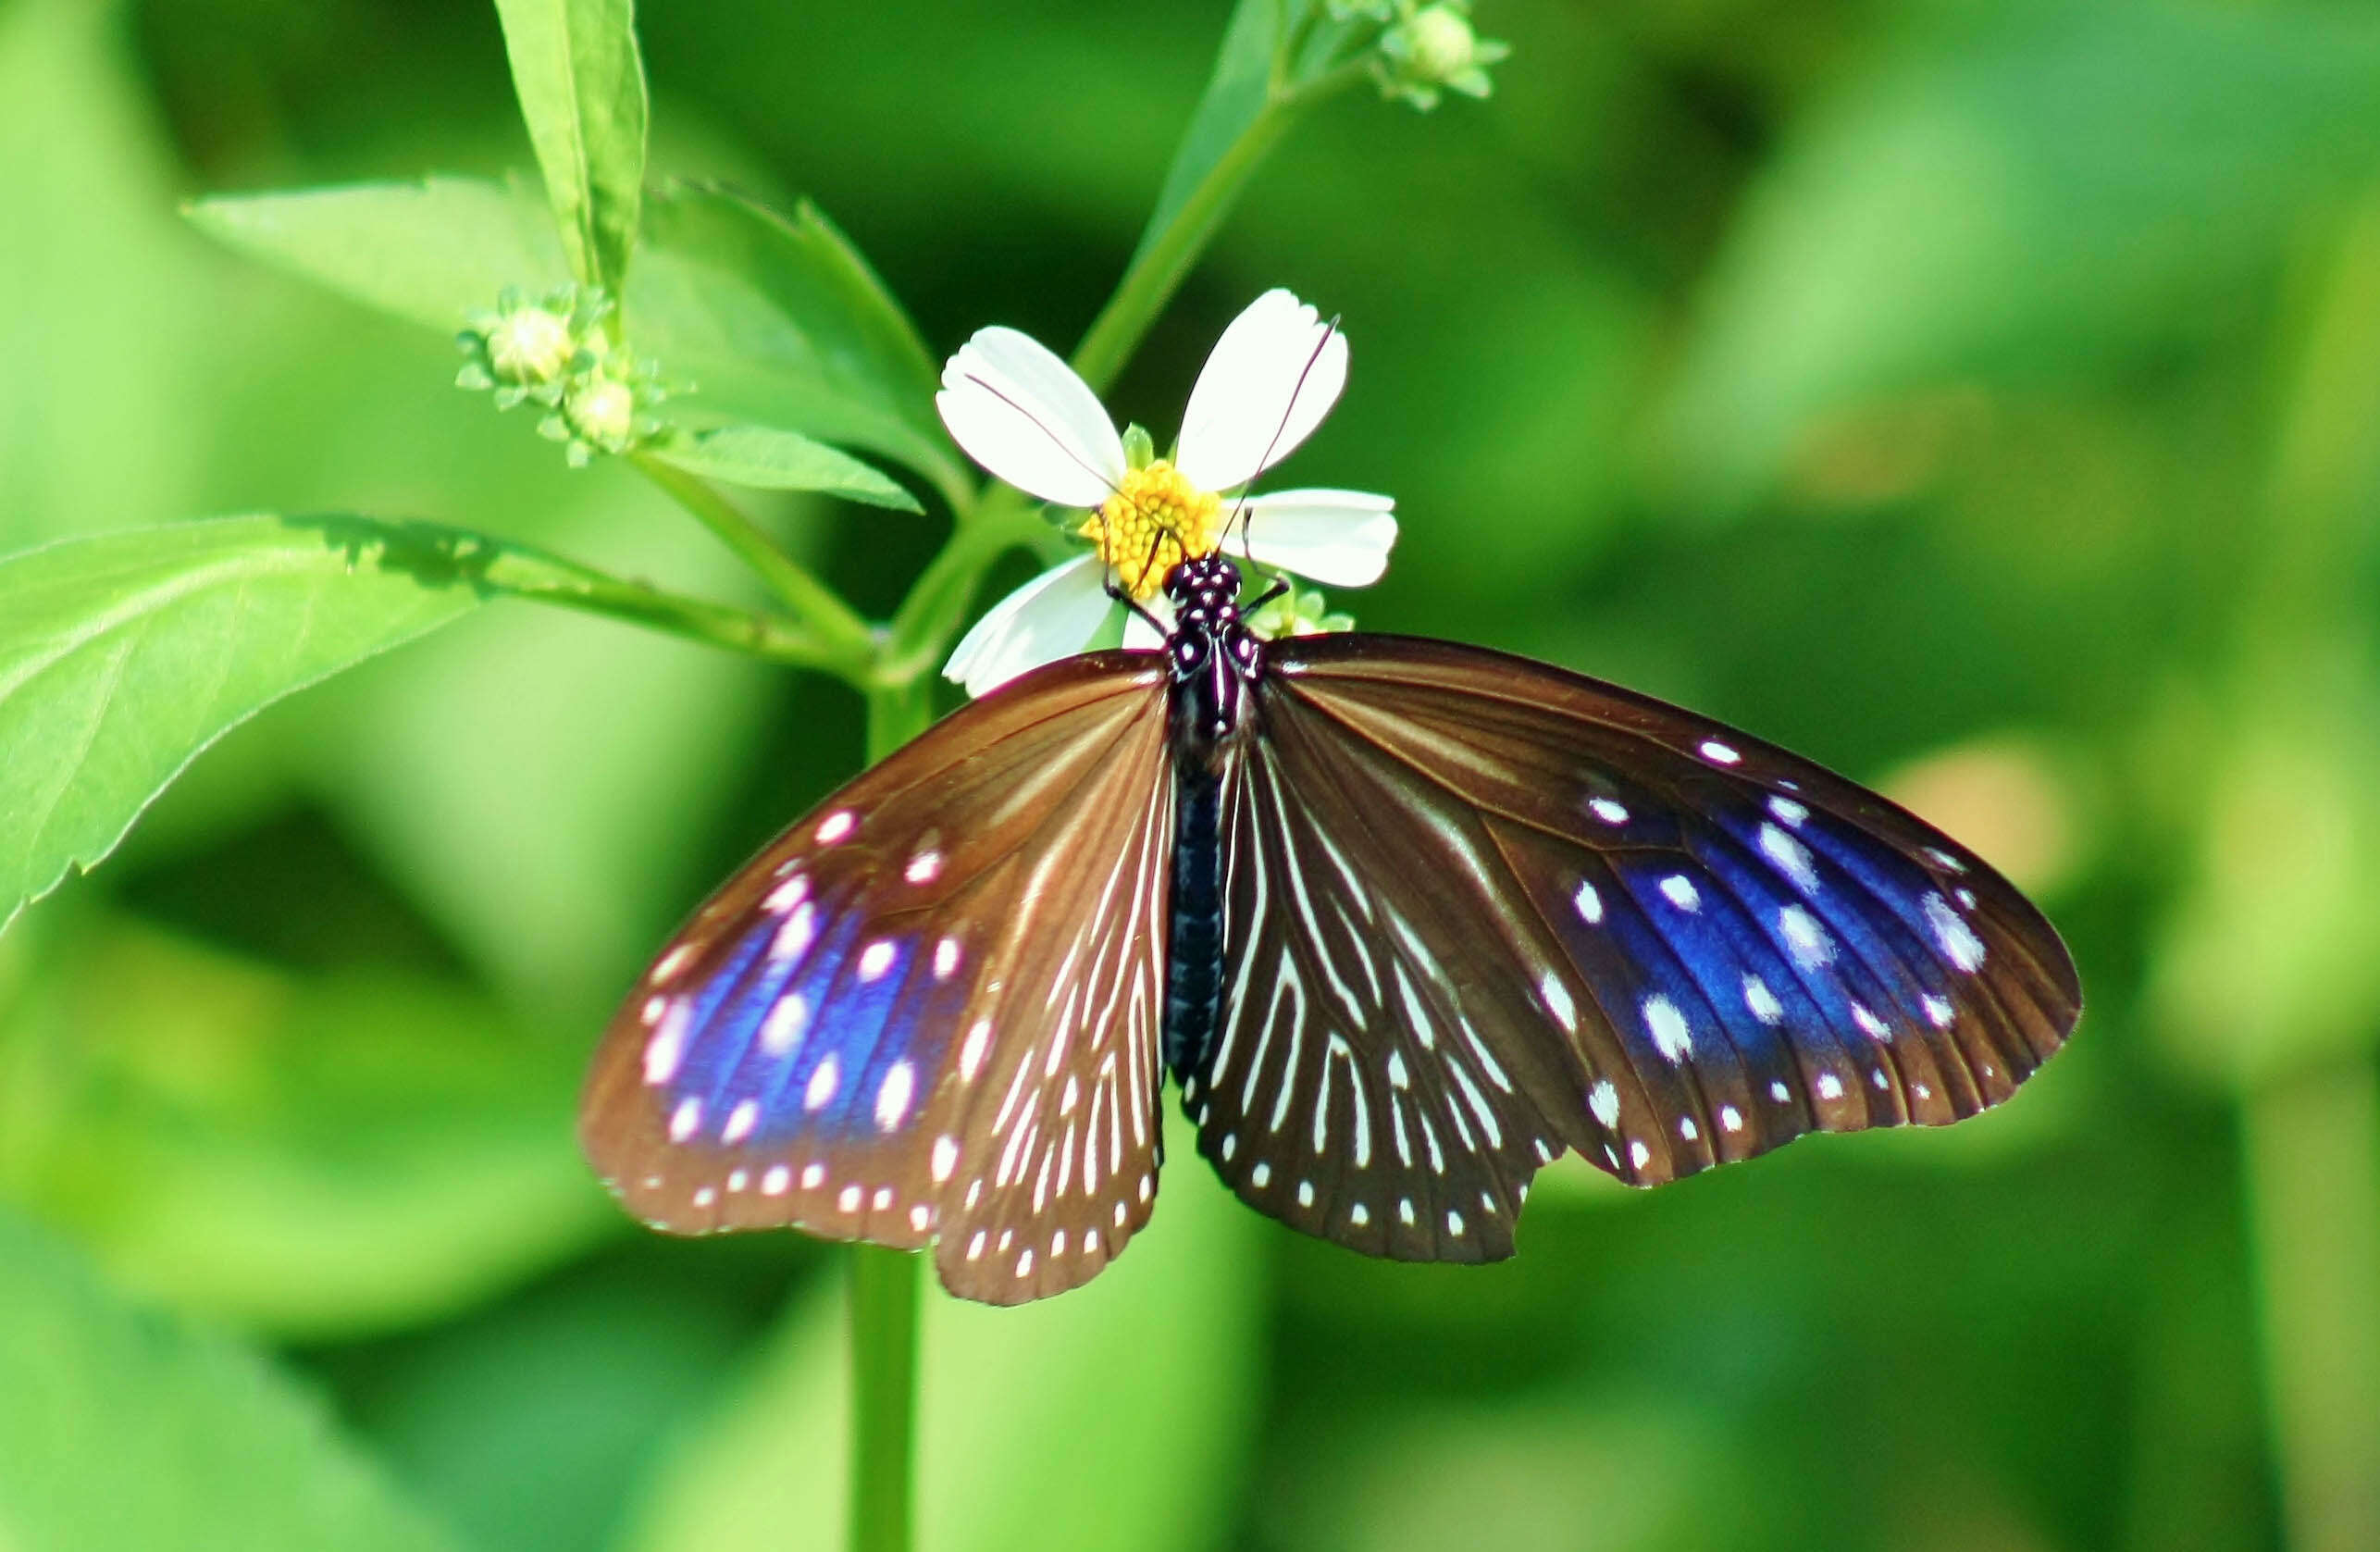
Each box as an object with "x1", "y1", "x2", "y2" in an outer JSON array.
[{"x1": 7, "y1": 0, "x2": 2380, "y2": 1547}]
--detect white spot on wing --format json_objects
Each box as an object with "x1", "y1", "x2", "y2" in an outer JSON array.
[
  {"x1": 669, "y1": 1098, "x2": 701, "y2": 1143},
  {"x1": 1779, "y1": 905, "x2": 1833, "y2": 970},
  {"x1": 1659, "y1": 875, "x2": 1701, "y2": 912},
  {"x1": 1574, "y1": 880, "x2": 1604, "y2": 924},
  {"x1": 804, "y1": 1054, "x2": 840, "y2": 1112},
  {"x1": 1743, "y1": 975, "x2": 1784, "y2": 1025},
  {"x1": 760, "y1": 994, "x2": 809, "y2": 1057},
  {"x1": 1590, "y1": 798, "x2": 1630, "y2": 826},
  {"x1": 1589, "y1": 1080, "x2": 1620, "y2": 1129},
  {"x1": 721, "y1": 1099, "x2": 758, "y2": 1144},
  {"x1": 1540, "y1": 972, "x2": 1577, "y2": 1032},
  {"x1": 1759, "y1": 823, "x2": 1820, "y2": 894},
  {"x1": 858, "y1": 940, "x2": 897, "y2": 982},
  {"x1": 904, "y1": 850, "x2": 941, "y2": 884},
  {"x1": 643, "y1": 1002, "x2": 689, "y2": 1085},
  {"x1": 931, "y1": 1135, "x2": 959, "y2": 1182},
  {"x1": 762, "y1": 1164, "x2": 790, "y2": 1195},
  {"x1": 1700, "y1": 740, "x2": 1742, "y2": 764},
  {"x1": 874, "y1": 1061, "x2": 915, "y2": 1132},
  {"x1": 960, "y1": 1019, "x2": 992, "y2": 1081},
  {"x1": 1769, "y1": 796, "x2": 1808, "y2": 827},
  {"x1": 934, "y1": 937, "x2": 962, "y2": 981},
  {"x1": 1923, "y1": 892, "x2": 1988, "y2": 973},
  {"x1": 1816, "y1": 1073, "x2": 1844, "y2": 1100},
  {"x1": 815, "y1": 810, "x2": 855, "y2": 844},
  {"x1": 1643, "y1": 995, "x2": 1693, "y2": 1063}
]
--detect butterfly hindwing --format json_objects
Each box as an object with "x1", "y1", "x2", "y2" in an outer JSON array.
[
  {"x1": 579, "y1": 652, "x2": 1175, "y2": 1304},
  {"x1": 1183, "y1": 633, "x2": 2079, "y2": 1259}
]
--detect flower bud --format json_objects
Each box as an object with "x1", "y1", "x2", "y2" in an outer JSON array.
[
  {"x1": 1376, "y1": 1, "x2": 1508, "y2": 110},
  {"x1": 487, "y1": 304, "x2": 576, "y2": 384}
]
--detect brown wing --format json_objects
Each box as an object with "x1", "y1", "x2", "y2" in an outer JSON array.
[
  {"x1": 1182, "y1": 634, "x2": 2080, "y2": 1259},
  {"x1": 579, "y1": 652, "x2": 1176, "y2": 1304}
]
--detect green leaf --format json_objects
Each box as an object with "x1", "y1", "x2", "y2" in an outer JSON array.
[
  {"x1": 0, "y1": 911, "x2": 609, "y2": 1336},
  {"x1": 1127, "y1": 2, "x2": 1369, "y2": 273},
  {"x1": 187, "y1": 178, "x2": 570, "y2": 334},
  {"x1": 1, "y1": 0, "x2": 215, "y2": 550},
  {"x1": 617, "y1": 1114, "x2": 1263, "y2": 1552},
  {"x1": 493, "y1": 0, "x2": 650, "y2": 293},
  {"x1": 0, "y1": 516, "x2": 498, "y2": 933},
  {"x1": 1128, "y1": 0, "x2": 1286, "y2": 277},
  {"x1": 1655, "y1": 6, "x2": 2380, "y2": 511},
  {"x1": 651, "y1": 425, "x2": 921, "y2": 511},
  {"x1": 630, "y1": 181, "x2": 962, "y2": 498},
  {"x1": 0, "y1": 1203, "x2": 461, "y2": 1550}
]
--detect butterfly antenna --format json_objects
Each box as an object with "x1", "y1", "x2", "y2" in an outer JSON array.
[{"x1": 1225, "y1": 316, "x2": 1342, "y2": 575}]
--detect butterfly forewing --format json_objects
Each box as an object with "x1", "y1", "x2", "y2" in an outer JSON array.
[
  {"x1": 580, "y1": 652, "x2": 1175, "y2": 1304},
  {"x1": 1184, "y1": 634, "x2": 2080, "y2": 1258}
]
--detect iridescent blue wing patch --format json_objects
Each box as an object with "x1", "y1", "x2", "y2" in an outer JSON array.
[
  {"x1": 1183, "y1": 634, "x2": 2080, "y2": 1259},
  {"x1": 580, "y1": 653, "x2": 1175, "y2": 1304}
]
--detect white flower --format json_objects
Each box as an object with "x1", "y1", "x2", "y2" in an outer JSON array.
[{"x1": 935, "y1": 289, "x2": 1398, "y2": 698}]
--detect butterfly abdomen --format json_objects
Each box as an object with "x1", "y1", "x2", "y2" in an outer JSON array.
[{"x1": 1163, "y1": 765, "x2": 1226, "y2": 1079}]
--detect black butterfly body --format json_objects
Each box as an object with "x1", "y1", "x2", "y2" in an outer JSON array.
[{"x1": 581, "y1": 554, "x2": 2082, "y2": 1304}]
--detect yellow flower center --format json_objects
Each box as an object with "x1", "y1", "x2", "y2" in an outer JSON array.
[{"x1": 1079, "y1": 460, "x2": 1226, "y2": 601}]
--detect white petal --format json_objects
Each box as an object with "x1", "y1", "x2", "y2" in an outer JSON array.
[
  {"x1": 1237, "y1": 489, "x2": 1398, "y2": 586},
  {"x1": 1174, "y1": 290, "x2": 1350, "y2": 492},
  {"x1": 1122, "y1": 595, "x2": 1175, "y2": 652},
  {"x1": 936, "y1": 329, "x2": 1125, "y2": 507},
  {"x1": 944, "y1": 555, "x2": 1113, "y2": 698}
]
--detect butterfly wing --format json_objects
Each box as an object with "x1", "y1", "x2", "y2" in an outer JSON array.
[
  {"x1": 1186, "y1": 633, "x2": 2081, "y2": 1260},
  {"x1": 580, "y1": 652, "x2": 1176, "y2": 1305}
]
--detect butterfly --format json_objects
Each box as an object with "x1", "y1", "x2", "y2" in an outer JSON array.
[{"x1": 580, "y1": 552, "x2": 2081, "y2": 1305}]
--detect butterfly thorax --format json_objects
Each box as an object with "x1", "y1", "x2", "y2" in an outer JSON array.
[
  {"x1": 1161, "y1": 553, "x2": 1263, "y2": 776},
  {"x1": 1159, "y1": 553, "x2": 1261, "y2": 1077}
]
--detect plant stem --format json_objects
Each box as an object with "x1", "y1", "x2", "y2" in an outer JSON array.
[
  {"x1": 468, "y1": 540, "x2": 871, "y2": 671},
  {"x1": 2242, "y1": 1059, "x2": 2380, "y2": 1552},
  {"x1": 845, "y1": 682, "x2": 934, "y2": 1552},
  {"x1": 1071, "y1": 103, "x2": 1297, "y2": 398},
  {"x1": 876, "y1": 493, "x2": 1056, "y2": 686},
  {"x1": 631, "y1": 452, "x2": 876, "y2": 662}
]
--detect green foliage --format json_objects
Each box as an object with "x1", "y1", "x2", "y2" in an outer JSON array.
[
  {"x1": 651, "y1": 426, "x2": 923, "y2": 511},
  {"x1": 493, "y1": 0, "x2": 650, "y2": 296},
  {"x1": 7, "y1": 0, "x2": 2379, "y2": 1547},
  {"x1": 0, "y1": 1204, "x2": 459, "y2": 1549},
  {"x1": 0, "y1": 517, "x2": 489, "y2": 933},
  {"x1": 186, "y1": 180, "x2": 571, "y2": 337},
  {"x1": 619, "y1": 1117, "x2": 1262, "y2": 1552},
  {"x1": 0, "y1": 909, "x2": 605, "y2": 1335},
  {"x1": 629, "y1": 183, "x2": 956, "y2": 495}
]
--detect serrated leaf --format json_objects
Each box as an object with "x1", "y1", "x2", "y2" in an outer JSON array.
[
  {"x1": 187, "y1": 178, "x2": 569, "y2": 334},
  {"x1": 618, "y1": 1113, "x2": 1262, "y2": 1552},
  {"x1": 0, "y1": 516, "x2": 500, "y2": 933},
  {"x1": 652, "y1": 425, "x2": 921, "y2": 511},
  {"x1": 493, "y1": 0, "x2": 650, "y2": 293},
  {"x1": 0, "y1": 912, "x2": 607, "y2": 1336},
  {"x1": 630, "y1": 181, "x2": 962, "y2": 496},
  {"x1": 0, "y1": 1204, "x2": 461, "y2": 1550}
]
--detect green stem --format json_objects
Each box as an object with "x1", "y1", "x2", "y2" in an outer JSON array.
[
  {"x1": 632, "y1": 452, "x2": 876, "y2": 662},
  {"x1": 428, "y1": 528, "x2": 867, "y2": 675},
  {"x1": 1071, "y1": 105, "x2": 1295, "y2": 398},
  {"x1": 876, "y1": 493, "x2": 1054, "y2": 686},
  {"x1": 846, "y1": 682, "x2": 934, "y2": 1552},
  {"x1": 1069, "y1": 57, "x2": 1364, "y2": 397},
  {"x1": 2242, "y1": 1060, "x2": 2380, "y2": 1552}
]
